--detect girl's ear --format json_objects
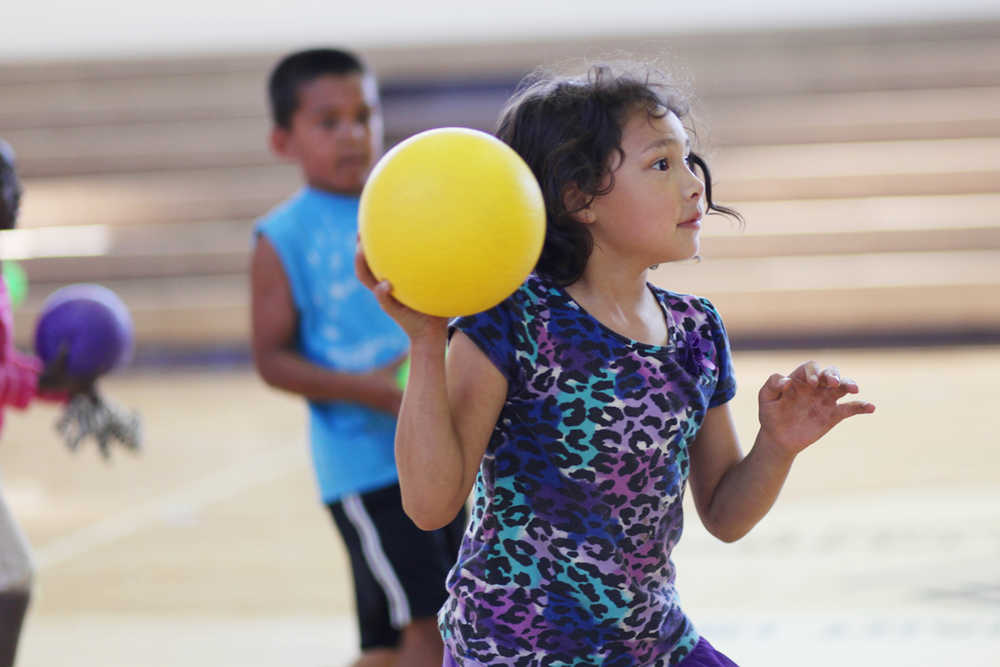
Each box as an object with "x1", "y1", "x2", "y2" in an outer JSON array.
[
  {"x1": 270, "y1": 126, "x2": 296, "y2": 160},
  {"x1": 562, "y1": 183, "x2": 596, "y2": 224}
]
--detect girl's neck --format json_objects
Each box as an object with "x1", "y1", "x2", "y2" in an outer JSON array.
[
  {"x1": 565, "y1": 265, "x2": 648, "y2": 315},
  {"x1": 566, "y1": 242, "x2": 652, "y2": 308},
  {"x1": 563, "y1": 251, "x2": 669, "y2": 347}
]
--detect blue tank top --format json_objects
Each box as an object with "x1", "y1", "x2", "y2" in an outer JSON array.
[{"x1": 255, "y1": 187, "x2": 409, "y2": 502}]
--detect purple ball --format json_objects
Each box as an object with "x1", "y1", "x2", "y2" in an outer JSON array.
[{"x1": 34, "y1": 284, "x2": 134, "y2": 380}]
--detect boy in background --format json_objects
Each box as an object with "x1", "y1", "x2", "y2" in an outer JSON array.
[{"x1": 250, "y1": 49, "x2": 465, "y2": 667}]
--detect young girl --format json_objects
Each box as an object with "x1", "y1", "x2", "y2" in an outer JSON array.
[{"x1": 356, "y1": 63, "x2": 875, "y2": 666}]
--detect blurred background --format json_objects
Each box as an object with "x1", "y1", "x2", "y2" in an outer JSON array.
[{"x1": 0, "y1": 1, "x2": 998, "y2": 665}]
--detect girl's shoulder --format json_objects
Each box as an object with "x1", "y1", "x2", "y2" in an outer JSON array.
[
  {"x1": 515, "y1": 272, "x2": 556, "y2": 303},
  {"x1": 648, "y1": 285, "x2": 729, "y2": 344},
  {"x1": 649, "y1": 285, "x2": 719, "y2": 318},
  {"x1": 451, "y1": 273, "x2": 551, "y2": 337},
  {"x1": 501, "y1": 272, "x2": 570, "y2": 318}
]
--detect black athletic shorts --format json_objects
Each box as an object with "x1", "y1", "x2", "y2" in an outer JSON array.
[{"x1": 327, "y1": 482, "x2": 467, "y2": 650}]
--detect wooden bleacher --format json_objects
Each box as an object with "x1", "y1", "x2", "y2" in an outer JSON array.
[{"x1": 1, "y1": 20, "x2": 998, "y2": 355}]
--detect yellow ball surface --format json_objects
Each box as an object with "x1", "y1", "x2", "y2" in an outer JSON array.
[{"x1": 359, "y1": 127, "x2": 545, "y2": 317}]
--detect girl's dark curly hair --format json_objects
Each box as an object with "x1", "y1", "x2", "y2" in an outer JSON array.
[{"x1": 496, "y1": 63, "x2": 741, "y2": 286}]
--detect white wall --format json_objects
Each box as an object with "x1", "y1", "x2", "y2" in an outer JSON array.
[{"x1": 2, "y1": 0, "x2": 999, "y2": 62}]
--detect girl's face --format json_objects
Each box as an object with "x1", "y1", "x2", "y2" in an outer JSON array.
[{"x1": 585, "y1": 108, "x2": 705, "y2": 266}]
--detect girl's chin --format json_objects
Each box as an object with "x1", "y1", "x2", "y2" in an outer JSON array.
[{"x1": 653, "y1": 246, "x2": 700, "y2": 265}]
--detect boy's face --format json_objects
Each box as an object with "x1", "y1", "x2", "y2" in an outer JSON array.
[{"x1": 272, "y1": 73, "x2": 383, "y2": 195}]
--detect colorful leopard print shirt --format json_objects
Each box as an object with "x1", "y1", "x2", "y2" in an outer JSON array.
[{"x1": 441, "y1": 273, "x2": 736, "y2": 666}]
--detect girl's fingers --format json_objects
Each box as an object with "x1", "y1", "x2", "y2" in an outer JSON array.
[
  {"x1": 823, "y1": 374, "x2": 860, "y2": 401},
  {"x1": 792, "y1": 362, "x2": 860, "y2": 392},
  {"x1": 790, "y1": 360, "x2": 821, "y2": 387},
  {"x1": 354, "y1": 243, "x2": 379, "y2": 289},
  {"x1": 826, "y1": 384, "x2": 856, "y2": 402},
  {"x1": 838, "y1": 376, "x2": 859, "y2": 393},
  {"x1": 372, "y1": 279, "x2": 406, "y2": 313},
  {"x1": 836, "y1": 400, "x2": 876, "y2": 420},
  {"x1": 355, "y1": 247, "x2": 411, "y2": 317},
  {"x1": 373, "y1": 279, "x2": 392, "y2": 298},
  {"x1": 819, "y1": 367, "x2": 855, "y2": 398},
  {"x1": 821, "y1": 366, "x2": 841, "y2": 388},
  {"x1": 759, "y1": 373, "x2": 791, "y2": 401}
]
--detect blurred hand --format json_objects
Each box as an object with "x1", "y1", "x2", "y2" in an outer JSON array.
[
  {"x1": 758, "y1": 360, "x2": 875, "y2": 459},
  {"x1": 354, "y1": 242, "x2": 449, "y2": 343},
  {"x1": 38, "y1": 344, "x2": 94, "y2": 397}
]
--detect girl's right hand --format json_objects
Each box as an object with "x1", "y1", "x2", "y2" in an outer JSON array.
[{"x1": 354, "y1": 243, "x2": 449, "y2": 343}]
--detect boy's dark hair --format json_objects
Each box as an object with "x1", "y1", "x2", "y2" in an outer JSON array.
[
  {"x1": 496, "y1": 63, "x2": 742, "y2": 286},
  {"x1": 0, "y1": 139, "x2": 22, "y2": 230},
  {"x1": 268, "y1": 48, "x2": 367, "y2": 129}
]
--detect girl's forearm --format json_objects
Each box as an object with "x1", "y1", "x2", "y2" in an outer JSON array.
[
  {"x1": 703, "y1": 430, "x2": 796, "y2": 542},
  {"x1": 395, "y1": 334, "x2": 468, "y2": 530}
]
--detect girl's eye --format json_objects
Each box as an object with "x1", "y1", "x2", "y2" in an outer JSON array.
[
  {"x1": 321, "y1": 118, "x2": 338, "y2": 130},
  {"x1": 653, "y1": 158, "x2": 669, "y2": 171}
]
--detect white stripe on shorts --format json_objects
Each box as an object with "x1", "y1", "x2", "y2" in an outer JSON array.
[{"x1": 341, "y1": 493, "x2": 412, "y2": 628}]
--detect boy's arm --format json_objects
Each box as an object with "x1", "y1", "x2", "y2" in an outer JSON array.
[
  {"x1": 250, "y1": 238, "x2": 401, "y2": 414},
  {"x1": 688, "y1": 362, "x2": 874, "y2": 543}
]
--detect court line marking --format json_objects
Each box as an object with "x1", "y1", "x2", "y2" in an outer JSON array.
[
  {"x1": 33, "y1": 442, "x2": 308, "y2": 570},
  {"x1": 679, "y1": 487, "x2": 1000, "y2": 559}
]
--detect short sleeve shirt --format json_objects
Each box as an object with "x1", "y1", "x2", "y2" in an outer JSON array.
[{"x1": 440, "y1": 273, "x2": 735, "y2": 665}]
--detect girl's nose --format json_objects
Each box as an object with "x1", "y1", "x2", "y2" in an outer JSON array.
[{"x1": 687, "y1": 174, "x2": 705, "y2": 201}]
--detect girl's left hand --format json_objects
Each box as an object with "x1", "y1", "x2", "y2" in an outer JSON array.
[{"x1": 758, "y1": 360, "x2": 875, "y2": 458}]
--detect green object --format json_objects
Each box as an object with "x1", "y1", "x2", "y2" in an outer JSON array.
[
  {"x1": 395, "y1": 357, "x2": 410, "y2": 390},
  {"x1": 2, "y1": 261, "x2": 27, "y2": 308}
]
